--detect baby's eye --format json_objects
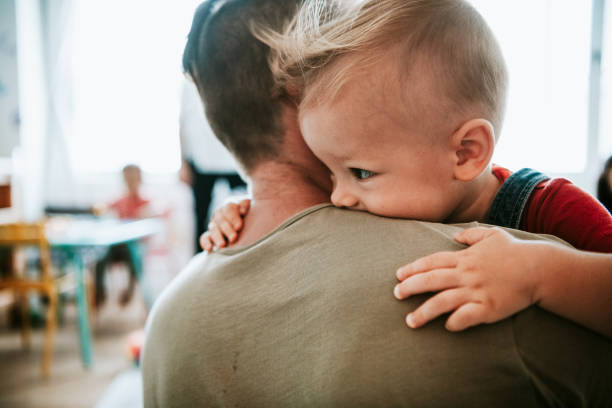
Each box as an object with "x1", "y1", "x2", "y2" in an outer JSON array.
[{"x1": 349, "y1": 168, "x2": 376, "y2": 180}]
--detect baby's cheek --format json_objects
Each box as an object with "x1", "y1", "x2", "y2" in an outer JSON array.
[
  {"x1": 367, "y1": 195, "x2": 410, "y2": 218},
  {"x1": 381, "y1": 196, "x2": 445, "y2": 221}
]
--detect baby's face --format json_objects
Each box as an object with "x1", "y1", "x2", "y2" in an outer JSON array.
[{"x1": 300, "y1": 68, "x2": 461, "y2": 222}]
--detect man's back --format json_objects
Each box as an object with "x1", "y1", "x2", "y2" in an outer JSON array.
[{"x1": 143, "y1": 205, "x2": 611, "y2": 407}]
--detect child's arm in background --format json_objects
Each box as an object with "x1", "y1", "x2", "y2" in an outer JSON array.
[
  {"x1": 394, "y1": 227, "x2": 612, "y2": 339},
  {"x1": 200, "y1": 198, "x2": 251, "y2": 251}
]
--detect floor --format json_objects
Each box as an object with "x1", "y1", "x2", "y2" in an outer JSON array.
[{"x1": 0, "y1": 272, "x2": 153, "y2": 408}]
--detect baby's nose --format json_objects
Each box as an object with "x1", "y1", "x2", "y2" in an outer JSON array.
[{"x1": 330, "y1": 187, "x2": 359, "y2": 208}]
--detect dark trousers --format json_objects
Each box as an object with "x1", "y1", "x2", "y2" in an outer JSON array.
[
  {"x1": 190, "y1": 162, "x2": 246, "y2": 253},
  {"x1": 94, "y1": 243, "x2": 136, "y2": 306}
]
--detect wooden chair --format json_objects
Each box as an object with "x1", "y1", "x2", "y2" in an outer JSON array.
[{"x1": 0, "y1": 222, "x2": 58, "y2": 378}]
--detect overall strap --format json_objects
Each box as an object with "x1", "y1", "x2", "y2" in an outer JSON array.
[{"x1": 485, "y1": 168, "x2": 549, "y2": 229}]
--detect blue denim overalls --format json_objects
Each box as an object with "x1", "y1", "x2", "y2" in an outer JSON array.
[{"x1": 484, "y1": 168, "x2": 549, "y2": 229}]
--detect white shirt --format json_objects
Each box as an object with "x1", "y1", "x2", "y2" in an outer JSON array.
[{"x1": 180, "y1": 79, "x2": 241, "y2": 173}]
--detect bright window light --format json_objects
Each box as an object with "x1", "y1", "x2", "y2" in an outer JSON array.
[
  {"x1": 70, "y1": 1, "x2": 598, "y2": 175},
  {"x1": 469, "y1": 0, "x2": 593, "y2": 173},
  {"x1": 600, "y1": 1, "x2": 612, "y2": 161},
  {"x1": 71, "y1": 1, "x2": 201, "y2": 174}
]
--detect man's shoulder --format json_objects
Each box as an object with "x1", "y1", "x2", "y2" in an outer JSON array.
[
  {"x1": 288, "y1": 205, "x2": 563, "y2": 250},
  {"x1": 145, "y1": 206, "x2": 465, "y2": 333},
  {"x1": 148, "y1": 252, "x2": 209, "y2": 309},
  {"x1": 285, "y1": 204, "x2": 466, "y2": 240}
]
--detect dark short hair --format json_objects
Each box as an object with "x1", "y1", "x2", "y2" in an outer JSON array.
[
  {"x1": 122, "y1": 164, "x2": 141, "y2": 174},
  {"x1": 597, "y1": 156, "x2": 612, "y2": 214},
  {"x1": 183, "y1": 0, "x2": 300, "y2": 171}
]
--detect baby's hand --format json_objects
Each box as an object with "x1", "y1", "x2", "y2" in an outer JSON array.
[
  {"x1": 200, "y1": 198, "x2": 251, "y2": 252},
  {"x1": 394, "y1": 227, "x2": 541, "y2": 332}
]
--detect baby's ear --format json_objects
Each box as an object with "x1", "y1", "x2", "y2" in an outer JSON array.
[{"x1": 450, "y1": 119, "x2": 495, "y2": 181}]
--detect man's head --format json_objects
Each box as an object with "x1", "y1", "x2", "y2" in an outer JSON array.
[
  {"x1": 122, "y1": 164, "x2": 142, "y2": 196},
  {"x1": 182, "y1": 0, "x2": 303, "y2": 172},
  {"x1": 256, "y1": 0, "x2": 508, "y2": 221}
]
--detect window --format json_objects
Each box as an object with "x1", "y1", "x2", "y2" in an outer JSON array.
[
  {"x1": 71, "y1": 1, "x2": 201, "y2": 174},
  {"x1": 600, "y1": 0, "x2": 612, "y2": 161},
  {"x1": 470, "y1": 0, "x2": 593, "y2": 173},
  {"x1": 69, "y1": 1, "x2": 607, "y2": 181}
]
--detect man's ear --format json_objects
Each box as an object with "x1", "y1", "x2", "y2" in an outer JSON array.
[{"x1": 450, "y1": 118, "x2": 495, "y2": 181}]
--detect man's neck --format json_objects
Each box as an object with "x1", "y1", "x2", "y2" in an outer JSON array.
[{"x1": 232, "y1": 162, "x2": 330, "y2": 247}]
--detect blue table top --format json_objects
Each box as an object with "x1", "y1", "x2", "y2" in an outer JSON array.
[{"x1": 46, "y1": 217, "x2": 163, "y2": 248}]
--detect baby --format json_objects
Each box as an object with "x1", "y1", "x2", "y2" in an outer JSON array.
[{"x1": 204, "y1": 0, "x2": 612, "y2": 337}]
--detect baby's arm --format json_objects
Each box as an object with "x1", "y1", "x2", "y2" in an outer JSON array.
[
  {"x1": 200, "y1": 199, "x2": 251, "y2": 251},
  {"x1": 394, "y1": 227, "x2": 612, "y2": 338}
]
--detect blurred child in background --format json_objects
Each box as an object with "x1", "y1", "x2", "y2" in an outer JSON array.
[{"x1": 94, "y1": 164, "x2": 150, "y2": 307}]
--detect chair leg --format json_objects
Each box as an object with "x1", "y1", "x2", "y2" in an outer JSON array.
[
  {"x1": 41, "y1": 287, "x2": 58, "y2": 378},
  {"x1": 19, "y1": 293, "x2": 31, "y2": 350}
]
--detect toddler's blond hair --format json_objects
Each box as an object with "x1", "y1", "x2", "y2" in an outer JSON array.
[{"x1": 254, "y1": 0, "x2": 508, "y2": 137}]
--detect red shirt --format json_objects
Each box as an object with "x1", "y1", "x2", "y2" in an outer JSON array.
[
  {"x1": 109, "y1": 194, "x2": 150, "y2": 219},
  {"x1": 491, "y1": 166, "x2": 612, "y2": 253}
]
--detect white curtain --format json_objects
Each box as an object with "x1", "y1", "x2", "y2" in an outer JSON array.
[
  {"x1": 14, "y1": 0, "x2": 48, "y2": 220},
  {"x1": 40, "y1": 0, "x2": 78, "y2": 207}
]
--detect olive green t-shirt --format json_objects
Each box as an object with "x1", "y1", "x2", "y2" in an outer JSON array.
[{"x1": 142, "y1": 204, "x2": 612, "y2": 407}]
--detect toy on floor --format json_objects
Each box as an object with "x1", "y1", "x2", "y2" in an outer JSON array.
[{"x1": 126, "y1": 329, "x2": 145, "y2": 366}]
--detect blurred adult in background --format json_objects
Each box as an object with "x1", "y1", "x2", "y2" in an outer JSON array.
[
  {"x1": 597, "y1": 155, "x2": 612, "y2": 214},
  {"x1": 94, "y1": 164, "x2": 150, "y2": 307},
  {"x1": 179, "y1": 78, "x2": 246, "y2": 253}
]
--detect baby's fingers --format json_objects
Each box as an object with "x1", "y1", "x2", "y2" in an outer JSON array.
[
  {"x1": 208, "y1": 222, "x2": 228, "y2": 249},
  {"x1": 238, "y1": 198, "x2": 251, "y2": 215},
  {"x1": 394, "y1": 268, "x2": 459, "y2": 299},
  {"x1": 216, "y1": 218, "x2": 238, "y2": 243},
  {"x1": 406, "y1": 289, "x2": 468, "y2": 329},
  {"x1": 199, "y1": 231, "x2": 215, "y2": 252},
  {"x1": 396, "y1": 251, "x2": 458, "y2": 281},
  {"x1": 445, "y1": 303, "x2": 488, "y2": 331},
  {"x1": 214, "y1": 203, "x2": 244, "y2": 230},
  {"x1": 454, "y1": 226, "x2": 501, "y2": 246}
]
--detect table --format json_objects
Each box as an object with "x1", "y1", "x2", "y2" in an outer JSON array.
[{"x1": 46, "y1": 217, "x2": 163, "y2": 368}]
